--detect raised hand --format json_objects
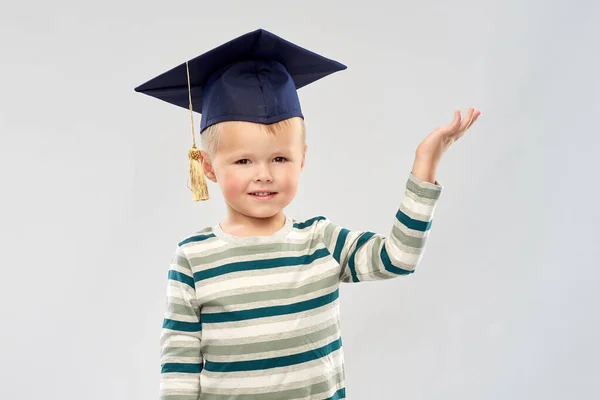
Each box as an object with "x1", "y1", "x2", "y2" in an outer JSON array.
[{"x1": 416, "y1": 107, "x2": 482, "y2": 163}]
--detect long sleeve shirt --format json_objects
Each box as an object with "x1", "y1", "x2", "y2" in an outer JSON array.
[{"x1": 159, "y1": 171, "x2": 443, "y2": 399}]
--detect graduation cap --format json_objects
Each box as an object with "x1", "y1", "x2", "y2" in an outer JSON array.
[{"x1": 134, "y1": 28, "x2": 347, "y2": 201}]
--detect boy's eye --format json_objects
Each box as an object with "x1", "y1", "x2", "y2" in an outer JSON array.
[{"x1": 235, "y1": 157, "x2": 287, "y2": 164}]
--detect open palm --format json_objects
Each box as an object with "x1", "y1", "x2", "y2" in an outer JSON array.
[{"x1": 416, "y1": 107, "x2": 482, "y2": 161}]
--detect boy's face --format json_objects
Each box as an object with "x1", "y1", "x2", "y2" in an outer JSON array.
[{"x1": 201, "y1": 118, "x2": 306, "y2": 221}]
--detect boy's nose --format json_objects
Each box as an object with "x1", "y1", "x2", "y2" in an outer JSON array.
[{"x1": 254, "y1": 164, "x2": 273, "y2": 182}]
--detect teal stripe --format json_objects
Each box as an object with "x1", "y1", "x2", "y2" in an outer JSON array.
[
  {"x1": 178, "y1": 233, "x2": 216, "y2": 247},
  {"x1": 163, "y1": 318, "x2": 201, "y2": 332},
  {"x1": 194, "y1": 248, "x2": 330, "y2": 282},
  {"x1": 203, "y1": 337, "x2": 342, "y2": 372},
  {"x1": 396, "y1": 209, "x2": 432, "y2": 232},
  {"x1": 324, "y1": 388, "x2": 346, "y2": 400},
  {"x1": 333, "y1": 228, "x2": 350, "y2": 265},
  {"x1": 202, "y1": 289, "x2": 339, "y2": 323},
  {"x1": 293, "y1": 215, "x2": 325, "y2": 229},
  {"x1": 168, "y1": 270, "x2": 195, "y2": 288},
  {"x1": 347, "y1": 232, "x2": 376, "y2": 282},
  {"x1": 161, "y1": 362, "x2": 203, "y2": 374},
  {"x1": 381, "y1": 246, "x2": 413, "y2": 275}
]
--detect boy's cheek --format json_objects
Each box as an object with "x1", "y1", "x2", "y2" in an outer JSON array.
[{"x1": 221, "y1": 174, "x2": 249, "y2": 196}]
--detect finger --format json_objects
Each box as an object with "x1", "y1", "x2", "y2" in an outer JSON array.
[
  {"x1": 445, "y1": 110, "x2": 462, "y2": 133},
  {"x1": 452, "y1": 109, "x2": 462, "y2": 127},
  {"x1": 456, "y1": 110, "x2": 481, "y2": 139},
  {"x1": 435, "y1": 110, "x2": 460, "y2": 135},
  {"x1": 467, "y1": 110, "x2": 481, "y2": 128},
  {"x1": 459, "y1": 107, "x2": 475, "y2": 132},
  {"x1": 446, "y1": 109, "x2": 469, "y2": 139}
]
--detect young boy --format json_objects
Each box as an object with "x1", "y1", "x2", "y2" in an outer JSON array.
[{"x1": 135, "y1": 29, "x2": 480, "y2": 400}]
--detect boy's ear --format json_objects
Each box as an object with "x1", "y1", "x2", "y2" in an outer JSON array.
[
  {"x1": 200, "y1": 151, "x2": 217, "y2": 182},
  {"x1": 300, "y1": 145, "x2": 307, "y2": 170}
]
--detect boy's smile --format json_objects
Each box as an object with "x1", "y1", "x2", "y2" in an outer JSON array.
[{"x1": 248, "y1": 191, "x2": 278, "y2": 199}]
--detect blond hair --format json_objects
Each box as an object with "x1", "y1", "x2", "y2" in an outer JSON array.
[{"x1": 200, "y1": 117, "x2": 306, "y2": 158}]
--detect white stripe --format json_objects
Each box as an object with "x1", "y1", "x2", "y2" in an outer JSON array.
[
  {"x1": 402, "y1": 193, "x2": 437, "y2": 216},
  {"x1": 160, "y1": 375, "x2": 200, "y2": 391},
  {"x1": 286, "y1": 227, "x2": 320, "y2": 241},
  {"x1": 185, "y1": 236, "x2": 229, "y2": 257},
  {"x1": 385, "y1": 237, "x2": 422, "y2": 267}
]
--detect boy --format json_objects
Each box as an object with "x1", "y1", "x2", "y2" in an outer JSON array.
[{"x1": 135, "y1": 29, "x2": 480, "y2": 400}]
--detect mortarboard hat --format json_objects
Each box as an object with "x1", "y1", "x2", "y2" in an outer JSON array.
[{"x1": 134, "y1": 28, "x2": 346, "y2": 201}]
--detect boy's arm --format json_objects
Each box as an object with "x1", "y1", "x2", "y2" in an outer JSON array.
[
  {"x1": 319, "y1": 171, "x2": 443, "y2": 282},
  {"x1": 159, "y1": 246, "x2": 203, "y2": 398}
]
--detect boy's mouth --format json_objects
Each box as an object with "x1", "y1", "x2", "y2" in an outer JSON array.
[{"x1": 248, "y1": 191, "x2": 278, "y2": 198}]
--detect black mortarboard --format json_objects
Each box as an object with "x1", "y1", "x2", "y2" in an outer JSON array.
[{"x1": 134, "y1": 28, "x2": 346, "y2": 201}]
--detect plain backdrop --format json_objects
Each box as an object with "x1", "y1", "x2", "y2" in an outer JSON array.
[{"x1": 1, "y1": 0, "x2": 599, "y2": 398}]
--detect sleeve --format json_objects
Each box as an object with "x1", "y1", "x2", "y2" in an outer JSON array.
[
  {"x1": 159, "y1": 245, "x2": 203, "y2": 399},
  {"x1": 319, "y1": 171, "x2": 443, "y2": 283}
]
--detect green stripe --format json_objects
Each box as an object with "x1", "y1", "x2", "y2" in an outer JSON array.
[
  {"x1": 162, "y1": 347, "x2": 201, "y2": 358},
  {"x1": 204, "y1": 337, "x2": 342, "y2": 372},
  {"x1": 199, "y1": 373, "x2": 344, "y2": 400},
  {"x1": 391, "y1": 223, "x2": 426, "y2": 248},
  {"x1": 166, "y1": 303, "x2": 197, "y2": 318},
  {"x1": 189, "y1": 239, "x2": 323, "y2": 267},
  {"x1": 407, "y1": 176, "x2": 442, "y2": 199},
  {"x1": 194, "y1": 248, "x2": 330, "y2": 282},
  {"x1": 204, "y1": 322, "x2": 339, "y2": 356},
  {"x1": 202, "y1": 289, "x2": 339, "y2": 323},
  {"x1": 161, "y1": 395, "x2": 202, "y2": 400},
  {"x1": 206, "y1": 274, "x2": 339, "y2": 309}
]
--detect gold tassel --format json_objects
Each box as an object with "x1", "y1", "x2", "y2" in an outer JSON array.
[
  {"x1": 189, "y1": 145, "x2": 209, "y2": 201},
  {"x1": 186, "y1": 60, "x2": 209, "y2": 201}
]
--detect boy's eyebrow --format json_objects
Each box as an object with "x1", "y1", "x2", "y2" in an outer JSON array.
[{"x1": 227, "y1": 147, "x2": 294, "y2": 158}]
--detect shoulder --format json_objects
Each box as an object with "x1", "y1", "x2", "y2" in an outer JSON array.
[
  {"x1": 291, "y1": 215, "x2": 328, "y2": 230},
  {"x1": 289, "y1": 215, "x2": 335, "y2": 240},
  {"x1": 175, "y1": 226, "x2": 216, "y2": 249}
]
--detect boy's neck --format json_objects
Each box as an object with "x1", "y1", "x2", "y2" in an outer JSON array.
[{"x1": 219, "y1": 210, "x2": 287, "y2": 237}]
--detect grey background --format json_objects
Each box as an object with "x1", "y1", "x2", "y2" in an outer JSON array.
[{"x1": 1, "y1": 0, "x2": 599, "y2": 398}]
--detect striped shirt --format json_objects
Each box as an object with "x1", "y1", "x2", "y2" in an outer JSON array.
[{"x1": 160, "y1": 172, "x2": 443, "y2": 399}]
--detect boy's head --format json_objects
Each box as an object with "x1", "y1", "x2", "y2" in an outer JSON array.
[
  {"x1": 134, "y1": 28, "x2": 345, "y2": 204},
  {"x1": 199, "y1": 117, "x2": 307, "y2": 219}
]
